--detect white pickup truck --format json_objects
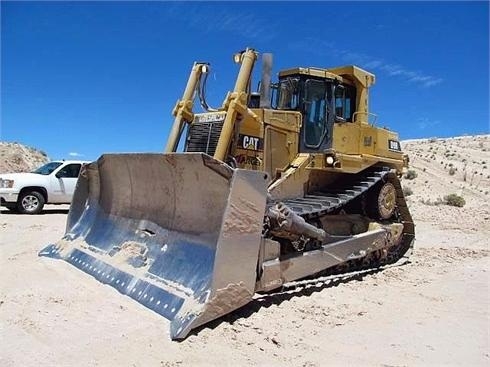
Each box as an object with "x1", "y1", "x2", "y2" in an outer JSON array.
[{"x1": 0, "y1": 160, "x2": 90, "y2": 214}]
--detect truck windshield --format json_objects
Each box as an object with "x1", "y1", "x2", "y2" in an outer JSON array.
[{"x1": 32, "y1": 162, "x2": 63, "y2": 175}]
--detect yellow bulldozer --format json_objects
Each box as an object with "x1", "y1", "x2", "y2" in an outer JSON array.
[{"x1": 40, "y1": 48, "x2": 414, "y2": 339}]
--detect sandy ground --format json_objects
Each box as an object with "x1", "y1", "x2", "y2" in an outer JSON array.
[{"x1": 1, "y1": 136, "x2": 489, "y2": 366}]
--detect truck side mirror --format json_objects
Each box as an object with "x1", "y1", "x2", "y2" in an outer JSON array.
[{"x1": 55, "y1": 170, "x2": 66, "y2": 179}]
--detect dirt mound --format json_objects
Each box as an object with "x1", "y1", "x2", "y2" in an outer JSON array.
[{"x1": 0, "y1": 142, "x2": 50, "y2": 174}]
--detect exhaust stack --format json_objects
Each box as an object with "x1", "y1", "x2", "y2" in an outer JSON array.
[{"x1": 259, "y1": 53, "x2": 273, "y2": 108}]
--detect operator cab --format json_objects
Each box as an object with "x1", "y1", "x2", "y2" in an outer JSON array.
[{"x1": 273, "y1": 68, "x2": 356, "y2": 153}]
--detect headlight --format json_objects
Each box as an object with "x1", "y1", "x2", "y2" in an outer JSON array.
[
  {"x1": 233, "y1": 52, "x2": 242, "y2": 64},
  {"x1": 326, "y1": 156, "x2": 335, "y2": 165},
  {"x1": 0, "y1": 179, "x2": 14, "y2": 188}
]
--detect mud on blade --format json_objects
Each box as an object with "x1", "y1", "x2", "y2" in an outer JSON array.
[{"x1": 39, "y1": 153, "x2": 268, "y2": 339}]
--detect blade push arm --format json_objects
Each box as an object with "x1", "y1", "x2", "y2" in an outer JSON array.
[
  {"x1": 166, "y1": 48, "x2": 259, "y2": 159},
  {"x1": 213, "y1": 49, "x2": 258, "y2": 161},
  {"x1": 165, "y1": 63, "x2": 209, "y2": 153}
]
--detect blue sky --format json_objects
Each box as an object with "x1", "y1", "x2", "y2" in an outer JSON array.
[{"x1": 2, "y1": 1, "x2": 489, "y2": 160}]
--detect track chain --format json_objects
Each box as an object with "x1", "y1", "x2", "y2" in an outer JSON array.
[{"x1": 269, "y1": 166, "x2": 415, "y2": 276}]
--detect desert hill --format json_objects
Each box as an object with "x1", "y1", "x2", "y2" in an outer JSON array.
[
  {"x1": 402, "y1": 134, "x2": 489, "y2": 234},
  {"x1": 0, "y1": 142, "x2": 50, "y2": 174},
  {"x1": 402, "y1": 134, "x2": 489, "y2": 203}
]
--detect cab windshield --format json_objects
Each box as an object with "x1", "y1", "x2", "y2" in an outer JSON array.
[{"x1": 32, "y1": 162, "x2": 62, "y2": 175}]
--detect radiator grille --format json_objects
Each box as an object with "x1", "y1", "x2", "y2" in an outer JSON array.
[{"x1": 185, "y1": 121, "x2": 224, "y2": 156}]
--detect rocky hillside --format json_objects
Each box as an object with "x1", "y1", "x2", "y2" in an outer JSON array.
[
  {"x1": 401, "y1": 134, "x2": 489, "y2": 233},
  {"x1": 402, "y1": 134, "x2": 489, "y2": 201},
  {"x1": 0, "y1": 142, "x2": 50, "y2": 174}
]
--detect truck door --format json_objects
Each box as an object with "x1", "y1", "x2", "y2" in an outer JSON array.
[{"x1": 52, "y1": 163, "x2": 82, "y2": 203}]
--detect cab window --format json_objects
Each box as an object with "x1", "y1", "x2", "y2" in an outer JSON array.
[
  {"x1": 334, "y1": 85, "x2": 346, "y2": 121},
  {"x1": 304, "y1": 80, "x2": 327, "y2": 147},
  {"x1": 334, "y1": 84, "x2": 355, "y2": 122},
  {"x1": 276, "y1": 77, "x2": 300, "y2": 110}
]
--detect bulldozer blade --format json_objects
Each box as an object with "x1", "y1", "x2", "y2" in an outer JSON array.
[{"x1": 39, "y1": 153, "x2": 268, "y2": 339}]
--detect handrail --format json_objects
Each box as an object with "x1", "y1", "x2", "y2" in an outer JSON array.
[{"x1": 353, "y1": 111, "x2": 378, "y2": 125}]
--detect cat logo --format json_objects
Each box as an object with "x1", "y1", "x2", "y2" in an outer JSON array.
[{"x1": 239, "y1": 134, "x2": 263, "y2": 151}]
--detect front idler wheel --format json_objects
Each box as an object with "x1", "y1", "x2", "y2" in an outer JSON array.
[{"x1": 369, "y1": 182, "x2": 397, "y2": 220}]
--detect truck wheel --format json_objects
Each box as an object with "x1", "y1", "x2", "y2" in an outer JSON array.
[{"x1": 17, "y1": 191, "x2": 45, "y2": 214}]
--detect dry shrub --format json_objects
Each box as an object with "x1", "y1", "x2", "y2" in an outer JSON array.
[
  {"x1": 403, "y1": 186, "x2": 413, "y2": 196},
  {"x1": 444, "y1": 194, "x2": 465, "y2": 207},
  {"x1": 404, "y1": 169, "x2": 418, "y2": 180}
]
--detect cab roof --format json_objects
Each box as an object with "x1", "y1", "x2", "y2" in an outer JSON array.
[
  {"x1": 278, "y1": 65, "x2": 375, "y2": 87},
  {"x1": 278, "y1": 67, "x2": 343, "y2": 81}
]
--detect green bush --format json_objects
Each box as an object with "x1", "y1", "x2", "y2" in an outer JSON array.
[
  {"x1": 448, "y1": 167, "x2": 456, "y2": 176},
  {"x1": 444, "y1": 194, "x2": 465, "y2": 207},
  {"x1": 404, "y1": 169, "x2": 418, "y2": 180}
]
